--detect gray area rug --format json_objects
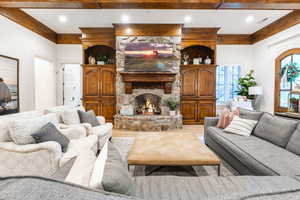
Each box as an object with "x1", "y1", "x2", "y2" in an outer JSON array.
[{"x1": 111, "y1": 137, "x2": 238, "y2": 177}]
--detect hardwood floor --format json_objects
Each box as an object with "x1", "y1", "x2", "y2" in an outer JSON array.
[{"x1": 112, "y1": 125, "x2": 204, "y2": 137}]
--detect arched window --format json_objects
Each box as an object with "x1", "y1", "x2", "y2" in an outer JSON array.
[{"x1": 275, "y1": 49, "x2": 300, "y2": 112}]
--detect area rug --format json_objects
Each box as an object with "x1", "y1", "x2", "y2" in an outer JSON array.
[{"x1": 111, "y1": 137, "x2": 238, "y2": 177}]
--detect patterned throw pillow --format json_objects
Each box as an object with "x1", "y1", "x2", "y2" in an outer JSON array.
[
  {"x1": 217, "y1": 108, "x2": 240, "y2": 129},
  {"x1": 224, "y1": 116, "x2": 258, "y2": 137}
]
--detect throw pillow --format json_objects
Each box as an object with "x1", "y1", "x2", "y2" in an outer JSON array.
[
  {"x1": 9, "y1": 113, "x2": 59, "y2": 145},
  {"x1": 31, "y1": 122, "x2": 70, "y2": 152},
  {"x1": 61, "y1": 109, "x2": 81, "y2": 125},
  {"x1": 78, "y1": 110, "x2": 100, "y2": 127},
  {"x1": 224, "y1": 116, "x2": 257, "y2": 137},
  {"x1": 0, "y1": 120, "x2": 12, "y2": 142},
  {"x1": 65, "y1": 150, "x2": 97, "y2": 187},
  {"x1": 89, "y1": 141, "x2": 135, "y2": 196},
  {"x1": 217, "y1": 108, "x2": 240, "y2": 129},
  {"x1": 286, "y1": 123, "x2": 300, "y2": 156},
  {"x1": 253, "y1": 113, "x2": 298, "y2": 147}
]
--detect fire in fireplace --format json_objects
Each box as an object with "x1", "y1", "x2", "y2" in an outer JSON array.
[{"x1": 135, "y1": 93, "x2": 161, "y2": 115}]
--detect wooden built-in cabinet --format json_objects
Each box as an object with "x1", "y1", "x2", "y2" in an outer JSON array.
[
  {"x1": 82, "y1": 64, "x2": 116, "y2": 123},
  {"x1": 181, "y1": 64, "x2": 216, "y2": 124}
]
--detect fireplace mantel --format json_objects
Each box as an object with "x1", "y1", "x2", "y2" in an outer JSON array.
[{"x1": 120, "y1": 71, "x2": 177, "y2": 94}]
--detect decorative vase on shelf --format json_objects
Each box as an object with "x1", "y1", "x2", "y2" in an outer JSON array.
[
  {"x1": 193, "y1": 58, "x2": 200, "y2": 65},
  {"x1": 184, "y1": 61, "x2": 188, "y2": 65},
  {"x1": 97, "y1": 61, "x2": 105, "y2": 65},
  {"x1": 89, "y1": 57, "x2": 96, "y2": 65},
  {"x1": 204, "y1": 56, "x2": 211, "y2": 64},
  {"x1": 169, "y1": 110, "x2": 176, "y2": 116}
]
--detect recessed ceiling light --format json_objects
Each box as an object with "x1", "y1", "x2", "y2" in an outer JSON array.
[
  {"x1": 184, "y1": 15, "x2": 192, "y2": 23},
  {"x1": 245, "y1": 15, "x2": 255, "y2": 23},
  {"x1": 121, "y1": 15, "x2": 130, "y2": 23},
  {"x1": 59, "y1": 15, "x2": 67, "y2": 23},
  {"x1": 125, "y1": 28, "x2": 132, "y2": 34}
]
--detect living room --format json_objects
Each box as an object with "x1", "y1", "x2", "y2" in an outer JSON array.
[{"x1": 1, "y1": 1, "x2": 300, "y2": 199}]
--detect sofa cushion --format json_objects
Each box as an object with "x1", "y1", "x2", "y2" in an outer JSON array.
[
  {"x1": 9, "y1": 113, "x2": 59, "y2": 145},
  {"x1": 286, "y1": 123, "x2": 300, "y2": 156},
  {"x1": 44, "y1": 105, "x2": 73, "y2": 123},
  {"x1": 61, "y1": 109, "x2": 80, "y2": 125},
  {"x1": 65, "y1": 150, "x2": 97, "y2": 187},
  {"x1": 31, "y1": 123, "x2": 70, "y2": 152},
  {"x1": 224, "y1": 116, "x2": 257, "y2": 136},
  {"x1": 0, "y1": 120, "x2": 12, "y2": 142},
  {"x1": 206, "y1": 127, "x2": 300, "y2": 176},
  {"x1": 59, "y1": 135, "x2": 98, "y2": 167},
  {"x1": 239, "y1": 108, "x2": 263, "y2": 121},
  {"x1": 253, "y1": 113, "x2": 298, "y2": 147},
  {"x1": 90, "y1": 141, "x2": 134, "y2": 196},
  {"x1": 78, "y1": 110, "x2": 100, "y2": 127}
]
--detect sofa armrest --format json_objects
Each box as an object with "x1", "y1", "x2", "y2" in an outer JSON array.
[
  {"x1": 204, "y1": 117, "x2": 219, "y2": 137},
  {"x1": 0, "y1": 141, "x2": 62, "y2": 177},
  {"x1": 96, "y1": 116, "x2": 106, "y2": 125}
]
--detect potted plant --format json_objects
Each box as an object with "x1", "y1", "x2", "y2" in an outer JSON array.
[
  {"x1": 96, "y1": 55, "x2": 108, "y2": 65},
  {"x1": 237, "y1": 70, "x2": 257, "y2": 100},
  {"x1": 165, "y1": 98, "x2": 179, "y2": 116}
]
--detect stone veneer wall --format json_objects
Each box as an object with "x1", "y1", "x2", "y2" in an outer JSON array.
[{"x1": 116, "y1": 36, "x2": 181, "y2": 115}]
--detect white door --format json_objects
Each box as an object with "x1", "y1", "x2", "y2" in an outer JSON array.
[
  {"x1": 63, "y1": 64, "x2": 82, "y2": 107},
  {"x1": 34, "y1": 57, "x2": 56, "y2": 110}
]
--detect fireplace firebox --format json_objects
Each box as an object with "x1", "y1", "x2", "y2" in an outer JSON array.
[{"x1": 135, "y1": 93, "x2": 161, "y2": 115}]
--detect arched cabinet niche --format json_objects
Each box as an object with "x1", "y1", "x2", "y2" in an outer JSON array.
[
  {"x1": 81, "y1": 43, "x2": 116, "y2": 123},
  {"x1": 180, "y1": 44, "x2": 216, "y2": 125}
]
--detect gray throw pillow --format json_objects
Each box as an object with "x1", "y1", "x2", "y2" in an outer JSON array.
[
  {"x1": 253, "y1": 113, "x2": 298, "y2": 147},
  {"x1": 31, "y1": 122, "x2": 70, "y2": 152},
  {"x1": 286, "y1": 123, "x2": 300, "y2": 156},
  {"x1": 239, "y1": 108, "x2": 263, "y2": 121},
  {"x1": 102, "y1": 142, "x2": 134, "y2": 196},
  {"x1": 78, "y1": 110, "x2": 100, "y2": 127}
]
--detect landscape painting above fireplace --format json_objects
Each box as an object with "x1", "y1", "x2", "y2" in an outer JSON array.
[{"x1": 124, "y1": 42, "x2": 177, "y2": 72}]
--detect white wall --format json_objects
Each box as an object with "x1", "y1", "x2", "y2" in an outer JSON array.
[
  {"x1": 252, "y1": 24, "x2": 300, "y2": 113},
  {"x1": 0, "y1": 16, "x2": 57, "y2": 111},
  {"x1": 217, "y1": 45, "x2": 254, "y2": 76},
  {"x1": 56, "y1": 44, "x2": 82, "y2": 105}
]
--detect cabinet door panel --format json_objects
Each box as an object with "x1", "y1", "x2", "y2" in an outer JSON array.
[
  {"x1": 198, "y1": 68, "x2": 215, "y2": 97},
  {"x1": 181, "y1": 68, "x2": 198, "y2": 97},
  {"x1": 100, "y1": 68, "x2": 116, "y2": 96},
  {"x1": 84, "y1": 100, "x2": 100, "y2": 116},
  {"x1": 198, "y1": 101, "x2": 215, "y2": 124},
  {"x1": 181, "y1": 101, "x2": 198, "y2": 124},
  {"x1": 84, "y1": 67, "x2": 99, "y2": 97},
  {"x1": 101, "y1": 100, "x2": 116, "y2": 122}
]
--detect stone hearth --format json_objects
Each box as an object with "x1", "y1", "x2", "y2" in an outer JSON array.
[{"x1": 114, "y1": 114, "x2": 182, "y2": 131}]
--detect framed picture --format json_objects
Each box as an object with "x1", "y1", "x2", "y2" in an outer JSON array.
[{"x1": 0, "y1": 55, "x2": 19, "y2": 115}]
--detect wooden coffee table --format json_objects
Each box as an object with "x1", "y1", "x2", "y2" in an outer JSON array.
[{"x1": 127, "y1": 134, "x2": 221, "y2": 176}]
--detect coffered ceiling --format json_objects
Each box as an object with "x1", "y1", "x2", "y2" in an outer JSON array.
[{"x1": 22, "y1": 9, "x2": 291, "y2": 34}]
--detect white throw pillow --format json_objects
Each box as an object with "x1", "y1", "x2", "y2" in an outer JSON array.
[
  {"x1": 224, "y1": 116, "x2": 257, "y2": 137},
  {"x1": 61, "y1": 109, "x2": 80, "y2": 125},
  {"x1": 89, "y1": 140, "x2": 108, "y2": 189},
  {"x1": 65, "y1": 150, "x2": 97, "y2": 187},
  {"x1": 44, "y1": 105, "x2": 73, "y2": 123},
  {"x1": 9, "y1": 113, "x2": 59, "y2": 145},
  {"x1": 59, "y1": 126, "x2": 86, "y2": 140}
]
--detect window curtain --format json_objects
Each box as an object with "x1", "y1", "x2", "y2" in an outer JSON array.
[{"x1": 216, "y1": 65, "x2": 241, "y2": 105}]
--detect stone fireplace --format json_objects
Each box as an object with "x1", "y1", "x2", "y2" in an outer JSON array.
[{"x1": 114, "y1": 36, "x2": 183, "y2": 131}]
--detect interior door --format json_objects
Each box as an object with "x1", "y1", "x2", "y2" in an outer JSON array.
[{"x1": 63, "y1": 64, "x2": 82, "y2": 107}]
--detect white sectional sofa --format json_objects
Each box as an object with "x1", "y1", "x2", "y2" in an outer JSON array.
[{"x1": 0, "y1": 105, "x2": 112, "y2": 177}]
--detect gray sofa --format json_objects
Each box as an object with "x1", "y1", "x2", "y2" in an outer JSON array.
[
  {"x1": 204, "y1": 109, "x2": 300, "y2": 176},
  {"x1": 2, "y1": 176, "x2": 300, "y2": 200}
]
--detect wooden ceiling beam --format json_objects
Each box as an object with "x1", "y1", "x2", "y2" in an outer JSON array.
[
  {"x1": 217, "y1": 34, "x2": 252, "y2": 45},
  {"x1": 1, "y1": 0, "x2": 300, "y2": 9},
  {"x1": 0, "y1": 8, "x2": 57, "y2": 43},
  {"x1": 250, "y1": 10, "x2": 300, "y2": 44},
  {"x1": 56, "y1": 34, "x2": 82, "y2": 44}
]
